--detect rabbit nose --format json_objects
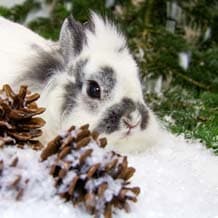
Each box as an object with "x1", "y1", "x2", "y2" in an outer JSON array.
[{"x1": 123, "y1": 110, "x2": 141, "y2": 129}]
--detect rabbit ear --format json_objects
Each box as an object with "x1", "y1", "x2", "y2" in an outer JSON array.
[{"x1": 59, "y1": 15, "x2": 85, "y2": 62}]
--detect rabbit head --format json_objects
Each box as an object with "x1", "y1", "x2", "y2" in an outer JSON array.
[{"x1": 40, "y1": 12, "x2": 160, "y2": 153}]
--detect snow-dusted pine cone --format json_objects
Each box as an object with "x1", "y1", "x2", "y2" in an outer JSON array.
[
  {"x1": 0, "y1": 84, "x2": 45, "y2": 150},
  {"x1": 41, "y1": 124, "x2": 140, "y2": 218},
  {"x1": 0, "y1": 157, "x2": 29, "y2": 200}
]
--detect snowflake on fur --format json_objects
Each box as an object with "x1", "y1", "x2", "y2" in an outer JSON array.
[{"x1": 41, "y1": 124, "x2": 140, "y2": 218}]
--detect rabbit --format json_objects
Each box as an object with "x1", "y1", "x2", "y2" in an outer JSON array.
[{"x1": 0, "y1": 12, "x2": 162, "y2": 153}]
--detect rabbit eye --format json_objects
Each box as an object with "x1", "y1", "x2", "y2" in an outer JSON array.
[{"x1": 87, "y1": 80, "x2": 101, "y2": 99}]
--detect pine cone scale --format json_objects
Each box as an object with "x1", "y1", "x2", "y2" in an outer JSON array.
[
  {"x1": 25, "y1": 93, "x2": 40, "y2": 104},
  {"x1": 0, "y1": 160, "x2": 3, "y2": 175},
  {"x1": 79, "y1": 149, "x2": 93, "y2": 164},
  {"x1": 41, "y1": 136, "x2": 62, "y2": 161},
  {"x1": 2, "y1": 84, "x2": 16, "y2": 99},
  {"x1": 76, "y1": 137, "x2": 91, "y2": 149},
  {"x1": 68, "y1": 175, "x2": 79, "y2": 195},
  {"x1": 16, "y1": 117, "x2": 46, "y2": 129},
  {"x1": 0, "y1": 120, "x2": 14, "y2": 129}
]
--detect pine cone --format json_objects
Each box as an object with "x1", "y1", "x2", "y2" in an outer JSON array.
[
  {"x1": 41, "y1": 124, "x2": 140, "y2": 218},
  {"x1": 0, "y1": 84, "x2": 46, "y2": 150}
]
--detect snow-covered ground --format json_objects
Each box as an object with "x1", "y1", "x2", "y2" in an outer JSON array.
[{"x1": 1, "y1": 132, "x2": 218, "y2": 218}]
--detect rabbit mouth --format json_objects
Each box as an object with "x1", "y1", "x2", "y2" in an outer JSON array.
[
  {"x1": 122, "y1": 119, "x2": 140, "y2": 136},
  {"x1": 94, "y1": 98, "x2": 149, "y2": 135}
]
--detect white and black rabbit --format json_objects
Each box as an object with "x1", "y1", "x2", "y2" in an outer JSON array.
[{"x1": 0, "y1": 12, "x2": 161, "y2": 153}]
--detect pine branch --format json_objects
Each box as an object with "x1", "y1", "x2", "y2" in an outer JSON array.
[
  {"x1": 172, "y1": 70, "x2": 211, "y2": 91},
  {"x1": 144, "y1": 0, "x2": 155, "y2": 27}
]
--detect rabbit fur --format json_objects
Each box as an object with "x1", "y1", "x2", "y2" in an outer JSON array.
[{"x1": 0, "y1": 12, "x2": 162, "y2": 153}]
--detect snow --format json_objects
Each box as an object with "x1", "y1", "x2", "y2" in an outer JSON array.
[
  {"x1": 154, "y1": 75, "x2": 163, "y2": 96},
  {"x1": 0, "y1": 0, "x2": 52, "y2": 25},
  {"x1": 105, "y1": 0, "x2": 115, "y2": 8},
  {"x1": 0, "y1": 131, "x2": 218, "y2": 218},
  {"x1": 0, "y1": 0, "x2": 25, "y2": 8},
  {"x1": 24, "y1": 0, "x2": 52, "y2": 24},
  {"x1": 127, "y1": 134, "x2": 218, "y2": 218},
  {"x1": 179, "y1": 52, "x2": 190, "y2": 70},
  {"x1": 204, "y1": 27, "x2": 211, "y2": 41},
  {"x1": 163, "y1": 115, "x2": 175, "y2": 125},
  {"x1": 64, "y1": 2, "x2": 73, "y2": 12},
  {"x1": 166, "y1": 2, "x2": 182, "y2": 33}
]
